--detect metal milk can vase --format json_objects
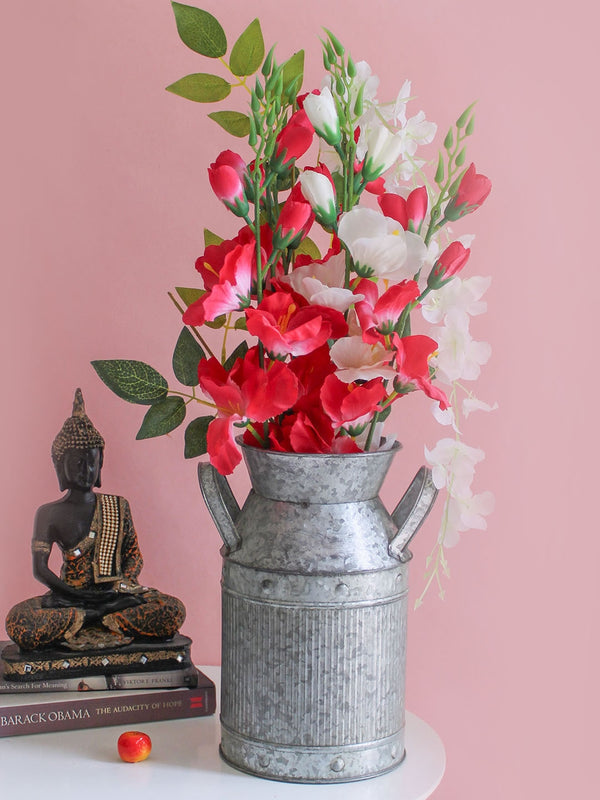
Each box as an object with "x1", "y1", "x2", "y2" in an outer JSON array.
[{"x1": 199, "y1": 440, "x2": 437, "y2": 783}]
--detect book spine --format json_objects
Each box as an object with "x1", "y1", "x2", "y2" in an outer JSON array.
[
  {"x1": 0, "y1": 685, "x2": 216, "y2": 738},
  {"x1": 0, "y1": 667, "x2": 198, "y2": 694}
]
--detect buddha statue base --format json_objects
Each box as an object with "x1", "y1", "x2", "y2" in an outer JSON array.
[{"x1": 1, "y1": 633, "x2": 193, "y2": 683}]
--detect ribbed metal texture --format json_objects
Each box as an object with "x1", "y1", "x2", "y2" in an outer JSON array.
[{"x1": 221, "y1": 590, "x2": 407, "y2": 747}]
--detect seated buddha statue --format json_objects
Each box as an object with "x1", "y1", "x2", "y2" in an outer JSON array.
[{"x1": 5, "y1": 389, "x2": 186, "y2": 652}]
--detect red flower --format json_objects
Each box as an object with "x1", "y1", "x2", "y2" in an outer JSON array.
[
  {"x1": 271, "y1": 408, "x2": 335, "y2": 454},
  {"x1": 275, "y1": 109, "x2": 314, "y2": 168},
  {"x1": 355, "y1": 279, "x2": 420, "y2": 342},
  {"x1": 195, "y1": 224, "x2": 274, "y2": 291},
  {"x1": 321, "y1": 373, "x2": 387, "y2": 431},
  {"x1": 246, "y1": 290, "x2": 347, "y2": 358},
  {"x1": 197, "y1": 348, "x2": 299, "y2": 473},
  {"x1": 184, "y1": 243, "x2": 256, "y2": 325},
  {"x1": 445, "y1": 163, "x2": 491, "y2": 220},
  {"x1": 274, "y1": 184, "x2": 314, "y2": 248},
  {"x1": 378, "y1": 186, "x2": 428, "y2": 231},
  {"x1": 208, "y1": 150, "x2": 248, "y2": 216},
  {"x1": 364, "y1": 176, "x2": 386, "y2": 195},
  {"x1": 393, "y1": 334, "x2": 449, "y2": 409},
  {"x1": 427, "y1": 241, "x2": 471, "y2": 289},
  {"x1": 289, "y1": 345, "x2": 337, "y2": 410}
]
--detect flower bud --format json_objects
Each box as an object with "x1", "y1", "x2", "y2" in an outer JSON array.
[
  {"x1": 444, "y1": 163, "x2": 491, "y2": 220},
  {"x1": 299, "y1": 166, "x2": 338, "y2": 228},
  {"x1": 427, "y1": 241, "x2": 471, "y2": 288},
  {"x1": 303, "y1": 87, "x2": 341, "y2": 147},
  {"x1": 208, "y1": 150, "x2": 249, "y2": 217}
]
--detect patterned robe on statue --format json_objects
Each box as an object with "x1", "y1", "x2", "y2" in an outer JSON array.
[{"x1": 5, "y1": 494, "x2": 185, "y2": 651}]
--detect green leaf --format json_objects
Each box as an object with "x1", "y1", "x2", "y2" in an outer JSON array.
[
  {"x1": 208, "y1": 110, "x2": 251, "y2": 137},
  {"x1": 184, "y1": 415, "x2": 213, "y2": 458},
  {"x1": 203, "y1": 229, "x2": 224, "y2": 247},
  {"x1": 136, "y1": 397, "x2": 186, "y2": 440},
  {"x1": 455, "y1": 147, "x2": 466, "y2": 167},
  {"x1": 234, "y1": 316, "x2": 247, "y2": 331},
  {"x1": 205, "y1": 314, "x2": 226, "y2": 329},
  {"x1": 91, "y1": 360, "x2": 168, "y2": 405},
  {"x1": 295, "y1": 237, "x2": 321, "y2": 260},
  {"x1": 465, "y1": 115, "x2": 475, "y2": 136},
  {"x1": 443, "y1": 128, "x2": 454, "y2": 150},
  {"x1": 229, "y1": 18, "x2": 264, "y2": 77},
  {"x1": 176, "y1": 286, "x2": 205, "y2": 307},
  {"x1": 166, "y1": 73, "x2": 231, "y2": 103},
  {"x1": 377, "y1": 404, "x2": 392, "y2": 422},
  {"x1": 173, "y1": 328, "x2": 205, "y2": 386},
  {"x1": 282, "y1": 50, "x2": 304, "y2": 96},
  {"x1": 223, "y1": 340, "x2": 249, "y2": 371},
  {"x1": 171, "y1": 2, "x2": 227, "y2": 57}
]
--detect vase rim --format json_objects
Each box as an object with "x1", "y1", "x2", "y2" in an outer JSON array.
[{"x1": 237, "y1": 437, "x2": 402, "y2": 459}]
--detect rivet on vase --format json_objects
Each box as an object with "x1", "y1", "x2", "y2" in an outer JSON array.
[
  {"x1": 258, "y1": 754, "x2": 271, "y2": 768},
  {"x1": 261, "y1": 579, "x2": 273, "y2": 593},
  {"x1": 330, "y1": 757, "x2": 345, "y2": 772},
  {"x1": 335, "y1": 582, "x2": 350, "y2": 597}
]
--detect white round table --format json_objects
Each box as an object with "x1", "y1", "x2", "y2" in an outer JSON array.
[{"x1": 0, "y1": 666, "x2": 445, "y2": 799}]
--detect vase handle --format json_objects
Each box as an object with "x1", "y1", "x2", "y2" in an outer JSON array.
[
  {"x1": 389, "y1": 466, "x2": 438, "y2": 563},
  {"x1": 198, "y1": 463, "x2": 242, "y2": 554}
]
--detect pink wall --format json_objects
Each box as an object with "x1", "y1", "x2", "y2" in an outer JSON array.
[{"x1": 1, "y1": 1, "x2": 597, "y2": 797}]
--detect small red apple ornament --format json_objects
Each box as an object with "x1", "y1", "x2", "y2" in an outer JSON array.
[{"x1": 117, "y1": 730, "x2": 152, "y2": 762}]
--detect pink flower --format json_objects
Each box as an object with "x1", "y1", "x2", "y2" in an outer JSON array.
[
  {"x1": 378, "y1": 187, "x2": 428, "y2": 231},
  {"x1": 321, "y1": 374, "x2": 387, "y2": 431},
  {"x1": 246, "y1": 289, "x2": 348, "y2": 358},
  {"x1": 445, "y1": 163, "x2": 491, "y2": 220},
  {"x1": 208, "y1": 150, "x2": 248, "y2": 216},
  {"x1": 393, "y1": 334, "x2": 449, "y2": 409},
  {"x1": 427, "y1": 241, "x2": 471, "y2": 289},
  {"x1": 355, "y1": 279, "x2": 420, "y2": 342}
]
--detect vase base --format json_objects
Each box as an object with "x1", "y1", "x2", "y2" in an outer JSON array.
[{"x1": 219, "y1": 724, "x2": 406, "y2": 784}]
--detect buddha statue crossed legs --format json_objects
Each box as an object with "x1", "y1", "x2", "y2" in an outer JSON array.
[{"x1": 5, "y1": 390, "x2": 186, "y2": 652}]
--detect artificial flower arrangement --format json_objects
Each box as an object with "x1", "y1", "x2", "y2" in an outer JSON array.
[{"x1": 93, "y1": 2, "x2": 495, "y2": 602}]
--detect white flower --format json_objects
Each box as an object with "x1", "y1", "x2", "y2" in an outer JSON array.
[
  {"x1": 425, "y1": 437, "x2": 485, "y2": 496},
  {"x1": 431, "y1": 402, "x2": 459, "y2": 432},
  {"x1": 430, "y1": 309, "x2": 492, "y2": 383},
  {"x1": 338, "y1": 206, "x2": 426, "y2": 282},
  {"x1": 303, "y1": 87, "x2": 341, "y2": 146},
  {"x1": 329, "y1": 336, "x2": 397, "y2": 382},
  {"x1": 397, "y1": 110, "x2": 437, "y2": 158},
  {"x1": 282, "y1": 252, "x2": 361, "y2": 312},
  {"x1": 379, "y1": 79, "x2": 412, "y2": 126},
  {"x1": 421, "y1": 275, "x2": 491, "y2": 324},
  {"x1": 442, "y1": 491, "x2": 495, "y2": 546},
  {"x1": 462, "y1": 397, "x2": 499, "y2": 418},
  {"x1": 362, "y1": 125, "x2": 404, "y2": 180}
]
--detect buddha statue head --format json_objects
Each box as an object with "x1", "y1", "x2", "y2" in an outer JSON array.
[{"x1": 52, "y1": 389, "x2": 105, "y2": 491}]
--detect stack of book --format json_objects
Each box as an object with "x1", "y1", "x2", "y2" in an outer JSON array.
[{"x1": 0, "y1": 641, "x2": 216, "y2": 738}]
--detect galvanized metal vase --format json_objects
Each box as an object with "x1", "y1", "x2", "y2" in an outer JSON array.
[{"x1": 199, "y1": 441, "x2": 437, "y2": 784}]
